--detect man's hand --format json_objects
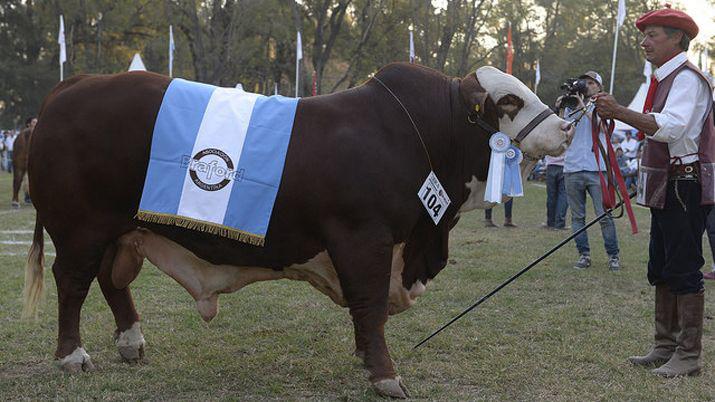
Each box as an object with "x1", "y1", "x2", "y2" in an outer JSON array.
[
  {"x1": 555, "y1": 95, "x2": 564, "y2": 109},
  {"x1": 576, "y1": 93, "x2": 586, "y2": 110},
  {"x1": 594, "y1": 93, "x2": 621, "y2": 119}
]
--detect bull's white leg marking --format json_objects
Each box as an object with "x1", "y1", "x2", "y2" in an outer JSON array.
[
  {"x1": 58, "y1": 347, "x2": 94, "y2": 373},
  {"x1": 459, "y1": 176, "x2": 496, "y2": 212},
  {"x1": 115, "y1": 322, "x2": 145, "y2": 362}
]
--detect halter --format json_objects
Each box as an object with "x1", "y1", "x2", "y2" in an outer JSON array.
[{"x1": 465, "y1": 75, "x2": 555, "y2": 145}]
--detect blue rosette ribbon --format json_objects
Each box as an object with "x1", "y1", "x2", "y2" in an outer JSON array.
[{"x1": 502, "y1": 145, "x2": 524, "y2": 197}]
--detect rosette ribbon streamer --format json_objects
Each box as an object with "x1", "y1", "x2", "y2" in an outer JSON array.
[{"x1": 484, "y1": 132, "x2": 523, "y2": 203}]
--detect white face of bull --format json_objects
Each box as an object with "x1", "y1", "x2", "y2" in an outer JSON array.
[{"x1": 476, "y1": 66, "x2": 572, "y2": 157}]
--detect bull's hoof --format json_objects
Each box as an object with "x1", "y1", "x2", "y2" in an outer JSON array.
[
  {"x1": 372, "y1": 376, "x2": 410, "y2": 399},
  {"x1": 115, "y1": 322, "x2": 146, "y2": 363},
  {"x1": 58, "y1": 347, "x2": 95, "y2": 373},
  {"x1": 11, "y1": 201, "x2": 20, "y2": 209}
]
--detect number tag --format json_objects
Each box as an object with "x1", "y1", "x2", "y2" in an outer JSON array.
[{"x1": 418, "y1": 171, "x2": 451, "y2": 225}]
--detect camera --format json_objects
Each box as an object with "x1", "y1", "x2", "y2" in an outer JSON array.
[{"x1": 558, "y1": 78, "x2": 589, "y2": 109}]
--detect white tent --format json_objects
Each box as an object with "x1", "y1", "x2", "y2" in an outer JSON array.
[
  {"x1": 613, "y1": 61, "x2": 651, "y2": 134},
  {"x1": 128, "y1": 53, "x2": 147, "y2": 71}
]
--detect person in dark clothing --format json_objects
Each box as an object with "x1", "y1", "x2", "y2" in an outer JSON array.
[
  {"x1": 596, "y1": 7, "x2": 711, "y2": 377},
  {"x1": 484, "y1": 199, "x2": 515, "y2": 228}
]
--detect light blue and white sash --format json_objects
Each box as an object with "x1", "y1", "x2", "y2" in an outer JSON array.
[
  {"x1": 484, "y1": 132, "x2": 524, "y2": 203},
  {"x1": 137, "y1": 79, "x2": 299, "y2": 246}
]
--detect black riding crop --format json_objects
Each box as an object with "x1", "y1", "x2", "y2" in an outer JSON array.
[{"x1": 414, "y1": 191, "x2": 637, "y2": 349}]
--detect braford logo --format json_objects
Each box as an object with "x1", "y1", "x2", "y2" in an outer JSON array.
[{"x1": 180, "y1": 148, "x2": 244, "y2": 191}]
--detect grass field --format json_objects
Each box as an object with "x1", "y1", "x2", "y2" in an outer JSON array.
[{"x1": 1, "y1": 170, "x2": 715, "y2": 400}]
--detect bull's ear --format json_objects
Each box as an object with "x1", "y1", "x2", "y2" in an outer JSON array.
[
  {"x1": 496, "y1": 94, "x2": 524, "y2": 120},
  {"x1": 459, "y1": 74, "x2": 488, "y2": 115}
]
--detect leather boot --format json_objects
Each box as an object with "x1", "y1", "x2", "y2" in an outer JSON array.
[
  {"x1": 652, "y1": 291, "x2": 704, "y2": 377},
  {"x1": 628, "y1": 285, "x2": 678, "y2": 366}
]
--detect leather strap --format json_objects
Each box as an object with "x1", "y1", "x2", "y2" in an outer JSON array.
[{"x1": 514, "y1": 108, "x2": 554, "y2": 143}]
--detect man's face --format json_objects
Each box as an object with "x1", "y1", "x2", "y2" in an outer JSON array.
[
  {"x1": 29, "y1": 118, "x2": 37, "y2": 130},
  {"x1": 584, "y1": 78, "x2": 601, "y2": 97},
  {"x1": 640, "y1": 26, "x2": 682, "y2": 67}
]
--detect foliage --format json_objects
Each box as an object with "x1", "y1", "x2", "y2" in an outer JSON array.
[{"x1": 0, "y1": 0, "x2": 711, "y2": 126}]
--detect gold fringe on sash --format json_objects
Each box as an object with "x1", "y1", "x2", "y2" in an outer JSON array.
[{"x1": 135, "y1": 210, "x2": 265, "y2": 246}]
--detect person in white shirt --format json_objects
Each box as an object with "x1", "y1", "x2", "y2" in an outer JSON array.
[
  {"x1": 620, "y1": 130, "x2": 639, "y2": 159},
  {"x1": 3, "y1": 131, "x2": 16, "y2": 173},
  {"x1": 595, "y1": 6, "x2": 712, "y2": 378}
]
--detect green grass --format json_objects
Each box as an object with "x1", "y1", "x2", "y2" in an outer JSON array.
[{"x1": 1, "y1": 171, "x2": 715, "y2": 400}]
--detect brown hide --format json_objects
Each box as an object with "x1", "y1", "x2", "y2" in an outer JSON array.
[{"x1": 28, "y1": 64, "x2": 500, "y2": 388}]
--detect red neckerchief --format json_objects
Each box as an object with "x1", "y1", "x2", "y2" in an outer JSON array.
[{"x1": 637, "y1": 75, "x2": 658, "y2": 141}]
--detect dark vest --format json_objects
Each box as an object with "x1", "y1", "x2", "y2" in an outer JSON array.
[{"x1": 637, "y1": 61, "x2": 715, "y2": 209}]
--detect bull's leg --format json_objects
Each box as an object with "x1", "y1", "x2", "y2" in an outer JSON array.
[
  {"x1": 52, "y1": 253, "x2": 100, "y2": 373},
  {"x1": 327, "y1": 228, "x2": 409, "y2": 399},
  {"x1": 97, "y1": 244, "x2": 145, "y2": 363}
]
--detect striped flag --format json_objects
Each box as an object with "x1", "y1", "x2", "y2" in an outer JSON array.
[{"x1": 138, "y1": 79, "x2": 299, "y2": 246}]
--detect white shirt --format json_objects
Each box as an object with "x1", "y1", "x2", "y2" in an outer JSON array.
[
  {"x1": 544, "y1": 154, "x2": 564, "y2": 166},
  {"x1": 650, "y1": 52, "x2": 711, "y2": 164},
  {"x1": 620, "y1": 137, "x2": 639, "y2": 159},
  {"x1": 4, "y1": 134, "x2": 15, "y2": 152}
]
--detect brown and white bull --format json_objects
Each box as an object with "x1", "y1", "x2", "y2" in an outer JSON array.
[{"x1": 22, "y1": 63, "x2": 571, "y2": 398}]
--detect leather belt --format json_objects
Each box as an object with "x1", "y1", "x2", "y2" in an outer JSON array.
[{"x1": 668, "y1": 162, "x2": 699, "y2": 181}]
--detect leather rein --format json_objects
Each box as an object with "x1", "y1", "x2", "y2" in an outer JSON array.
[{"x1": 462, "y1": 75, "x2": 556, "y2": 145}]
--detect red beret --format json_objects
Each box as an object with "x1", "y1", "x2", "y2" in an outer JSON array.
[{"x1": 636, "y1": 8, "x2": 699, "y2": 39}]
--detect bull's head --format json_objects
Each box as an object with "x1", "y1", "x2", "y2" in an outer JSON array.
[{"x1": 460, "y1": 66, "x2": 573, "y2": 158}]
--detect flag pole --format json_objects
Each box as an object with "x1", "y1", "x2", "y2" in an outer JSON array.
[
  {"x1": 609, "y1": 0, "x2": 626, "y2": 94},
  {"x1": 609, "y1": 21, "x2": 620, "y2": 94}
]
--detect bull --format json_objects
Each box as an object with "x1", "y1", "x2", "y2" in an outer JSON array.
[{"x1": 22, "y1": 63, "x2": 572, "y2": 398}]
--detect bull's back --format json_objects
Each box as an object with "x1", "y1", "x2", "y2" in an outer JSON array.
[{"x1": 30, "y1": 72, "x2": 171, "y2": 242}]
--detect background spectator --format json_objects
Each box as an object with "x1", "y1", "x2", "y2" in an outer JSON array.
[{"x1": 544, "y1": 154, "x2": 568, "y2": 230}]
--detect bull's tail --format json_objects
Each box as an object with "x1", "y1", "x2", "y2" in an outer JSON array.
[{"x1": 21, "y1": 216, "x2": 45, "y2": 320}]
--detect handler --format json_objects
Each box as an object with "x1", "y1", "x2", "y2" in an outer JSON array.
[{"x1": 595, "y1": 6, "x2": 714, "y2": 377}]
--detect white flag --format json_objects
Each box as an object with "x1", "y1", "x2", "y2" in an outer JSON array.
[
  {"x1": 58, "y1": 15, "x2": 66, "y2": 64},
  {"x1": 616, "y1": 0, "x2": 626, "y2": 28},
  {"x1": 534, "y1": 60, "x2": 541, "y2": 86},
  {"x1": 409, "y1": 31, "x2": 415, "y2": 63},
  {"x1": 296, "y1": 31, "x2": 303, "y2": 61},
  {"x1": 296, "y1": 31, "x2": 302, "y2": 97},
  {"x1": 169, "y1": 25, "x2": 175, "y2": 78}
]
